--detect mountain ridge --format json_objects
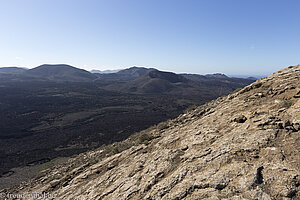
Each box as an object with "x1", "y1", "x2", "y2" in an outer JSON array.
[
  {"x1": 4, "y1": 65, "x2": 299, "y2": 199},
  {"x1": 102, "y1": 69, "x2": 254, "y2": 96},
  {"x1": 0, "y1": 67, "x2": 28, "y2": 74},
  {"x1": 90, "y1": 69, "x2": 121, "y2": 74},
  {"x1": 0, "y1": 65, "x2": 255, "y2": 93},
  {"x1": 24, "y1": 64, "x2": 98, "y2": 82}
]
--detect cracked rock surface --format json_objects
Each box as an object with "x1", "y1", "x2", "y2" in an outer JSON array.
[{"x1": 2, "y1": 65, "x2": 300, "y2": 199}]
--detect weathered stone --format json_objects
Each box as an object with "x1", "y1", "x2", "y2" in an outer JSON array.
[
  {"x1": 181, "y1": 146, "x2": 188, "y2": 151},
  {"x1": 284, "y1": 120, "x2": 291, "y2": 127},
  {"x1": 276, "y1": 121, "x2": 284, "y2": 129},
  {"x1": 233, "y1": 115, "x2": 247, "y2": 123},
  {"x1": 50, "y1": 180, "x2": 60, "y2": 188},
  {"x1": 292, "y1": 120, "x2": 300, "y2": 131},
  {"x1": 255, "y1": 92, "x2": 265, "y2": 98}
]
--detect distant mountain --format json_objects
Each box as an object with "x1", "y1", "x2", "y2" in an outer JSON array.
[
  {"x1": 94, "y1": 66, "x2": 157, "y2": 83},
  {"x1": 205, "y1": 73, "x2": 228, "y2": 78},
  {"x1": 0, "y1": 67, "x2": 27, "y2": 74},
  {"x1": 0, "y1": 67, "x2": 28, "y2": 82},
  {"x1": 117, "y1": 66, "x2": 156, "y2": 77},
  {"x1": 0, "y1": 65, "x2": 255, "y2": 93},
  {"x1": 147, "y1": 70, "x2": 188, "y2": 83},
  {"x1": 229, "y1": 74, "x2": 266, "y2": 79},
  {"x1": 91, "y1": 69, "x2": 121, "y2": 74},
  {"x1": 22, "y1": 64, "x2": 97, "y2": 82},
  {"x1": 104, "y1": 69, "x2": 255, "y2": 96},
  {"x1": 245, "y1": 76, "x2": 259, "y2": 80},
  {"x1": 104, "y1": 70, "x2": 192, "y2": 94},
  {"x1": 182, "y1": 73, "x2": 254, "y2": 89}
]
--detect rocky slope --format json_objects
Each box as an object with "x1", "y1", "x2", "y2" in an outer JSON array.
[{"x1": 3, "y1": 65, "x2": 300, "y2": 199}]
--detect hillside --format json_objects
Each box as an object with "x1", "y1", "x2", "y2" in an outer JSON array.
[
  {"x1": 24, "y1": 64, "x2": 97, "y2": 82},
  {"x1": 0, "y1": 65, "x2": 255, "y2": 189},
  {"x1": 104, "y1": 70, "x2": 192, "y2": 94},
  {"x1": 0, "y1": 67, "x2": 28, "y2": 82},
  {"x1": 0, "y1": 82, "x2": 200, "y2": 185},
  {"x1": 4, "y1": 65, "x2": 299, "y2": 199},
  {"x1": 0, "y1": 65, "x2": 254, "y2": 95},
  {"x1": 94, "y1": 67, "x2": 157, "y2": 83},
  {"x1": 103, "y1": 69, "x2": 254, "y2": 96},
  {"x1": 0, "y1": 67, "x2": 27, "y2": 74},
  {"x1": 182, "y1": 73, "x2": 254, "y2": 89}
]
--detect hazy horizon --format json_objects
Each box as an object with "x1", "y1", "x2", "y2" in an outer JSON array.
[
  {"x1": 0, "y1": 63, "x2": 270, "y2": 77},
  {"x1": 1, "y1": 0, "x2": 300, "y2": 75}
]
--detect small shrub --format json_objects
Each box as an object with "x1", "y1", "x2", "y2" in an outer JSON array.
[
  {"x1": 185, "y1": 105, "x2": 198, "y2": 113},
  {"x1": 282, "y1": 99, "x2": 293, "y2": 108},
  {"x1": 157, "y1": 121, "x2": 169, "y2": 130},
  {"x1": 102, "y1": 142, "x2": 133, "y2": 156},
  {"x1": 138, "y1": 133, "x2": 154, "y2": 145},
  {"x1": 233, "y1": 87, "x2": 242, "y2": 93}
]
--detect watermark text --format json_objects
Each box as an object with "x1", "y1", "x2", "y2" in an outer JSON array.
[{"x1": 0, "y1": 192, "x2": 57, "y2": 199}]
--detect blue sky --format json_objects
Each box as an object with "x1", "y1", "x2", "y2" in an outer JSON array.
[{"x1": 0, "y1": 0, "x2": 299, "y2": 75}]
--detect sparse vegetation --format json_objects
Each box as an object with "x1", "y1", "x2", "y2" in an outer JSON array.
[
  {"x1": 156, "y1": 121, "x2": 170, "y2": 130},
  {"x1": 282, "y1": 99, "x2": 293, "y2": 108},
  {"x1": 184, "y1": 105, "x2": 198, "y2": 113},
  {"x1": 138, "y1": 133, "x2": 154, "y2": 145}
]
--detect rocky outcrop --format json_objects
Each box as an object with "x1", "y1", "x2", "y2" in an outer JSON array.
[{"x1": 2, "y1": 65, "x2": 300, "y2": 199}]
